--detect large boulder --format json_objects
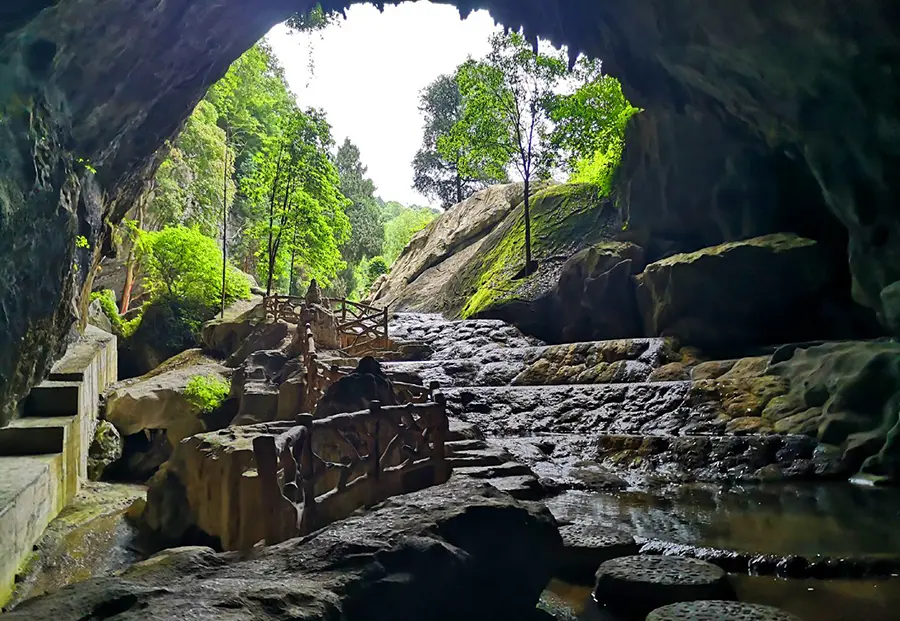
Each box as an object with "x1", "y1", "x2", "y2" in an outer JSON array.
[
  {"x1": 370, "y1": 183, "x2": 531, "y2": 310},
  {"x1": 10, "y1": 477, "x2": 560, "y2": 621},
  {"x1": 104, "y1": 349, "x2": 232, "y2": 446},
  {"x1": 637, "y1": 234, "x2": 833, "y2": 350},
  {"x1": 199, "y1": 297, "x2": 264, "y2": 358}
]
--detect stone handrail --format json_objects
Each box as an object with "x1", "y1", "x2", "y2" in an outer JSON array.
[{"x1": 252, "y1": 393, "x2": 450, "y2": 545}]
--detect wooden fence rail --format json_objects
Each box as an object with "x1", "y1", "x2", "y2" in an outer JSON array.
[
  {"x1": 252, "y1": 393, "x2": 449, "y2": 545},
  {"x1": 263, "y1": 295, "x2": 389, "y2": 357}
]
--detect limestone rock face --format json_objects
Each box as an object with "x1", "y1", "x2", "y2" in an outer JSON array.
[
  {"x1": 637, "y1": 234, "x2": 831, "y2": 349},
  {"x1": 370, "y1": 183, "x2": 529, "y2": 309},
  {"x1": 104, "y1": 350, "x2": 231, "y2": 444},
  {"x1": 199, "y1": 298, "x2": 264, "y2": 358},
  {"x1": 12, "y1": 477, "x2": 560, "y2": 621}
]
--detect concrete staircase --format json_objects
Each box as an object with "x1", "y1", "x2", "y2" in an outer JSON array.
[{"x1": 0, "y1": 326, "x2": 116, "y2": 606}]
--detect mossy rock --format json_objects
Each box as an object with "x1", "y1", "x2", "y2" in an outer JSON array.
[
  {"x1": 452, "y1": 183, "x2": 622, "y2": 320},
  {"x1": 593, "y1": 555, "x2": 734, "y2": 621},
  {"x1": 647, "y1": 600, "x2": 801, "y2": 621}
]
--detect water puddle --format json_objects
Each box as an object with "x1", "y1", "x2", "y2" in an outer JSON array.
[{"x1": 546, "y1": 482, "x2": 900, "y2": 558}]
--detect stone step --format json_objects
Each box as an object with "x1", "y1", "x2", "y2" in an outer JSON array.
[
  {"x1": 454, "y1": 461, "x2": 534, "y2": 479},
  {"x1": 446, "y1": 439, "x2": 488, "y2": 453},
  {"x1": 446, "y1": 447, "x2": 510, "y2": 469},
  {"x1": 448, "y1": 419, "x2": 483, "y2": 442},
  {"x1": 0, "y1": 455, "x2": 66, "y2": 605},
  {"x1": 23, "y1": 381, "x2": 81, "y2": 417},
  {"x1": 484, "y1": 474, "x2": 543, "y2": 500},
  {"x1": 0, "y1": 416, "x2": 80, "y2": 503}
]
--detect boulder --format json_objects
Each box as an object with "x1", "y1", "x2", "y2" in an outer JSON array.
[
  {"x1": 225, "y1": 320, "x2": 291, "y2": 367},
  {"x1": 768, "y1": 340, "x2": 900, "y2": 479},
  {"x1": 86, "y1": 298, "x2": 114, "y2": 334},
  {"x1": 11, "y1": 477, "x2": 560, "y2": 621},
  {"x1": 637, "y1": 234, "x2": 831, "y2": 350},
  {"x1": 104, "y1": 349, "x2": 231, "y2": 444},
  {"x1": 314, "y1": 357, "x2": 398, "y2": 418},
  {"x1": 87, "y1": 420, "x2": 123, "y2": 480},
  {"x1": 199, "y1": 297, "x2": 264, "y2": 358}
]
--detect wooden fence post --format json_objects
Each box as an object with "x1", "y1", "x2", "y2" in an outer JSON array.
[
  {"x1": 368, "y1": 401, "x2": 381, "y2": 495},
  {"x1": 381, "y1": 307, "x2": 389, "y2": 346},
  {"x1": 252, "y1": 435, "x2": 285, "y2": 546}
]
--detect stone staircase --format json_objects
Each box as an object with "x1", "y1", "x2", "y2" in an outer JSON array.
[
  {"x1": 386, "y1": 313, "x2": 837, "y2": 492},
  {"x1": 0, "y1": 326, "x2": 116, "y2": 606}
]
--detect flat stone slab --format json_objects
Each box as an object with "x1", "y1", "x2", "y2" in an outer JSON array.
[
  {"x1": 557, "y1": 524, "x2": 639, "y2": 583},
  {"x1": 454, "y1": 462, "x2": 533, "y2": 479},
  {"x1": 446, "y1": 439, "x2": 489, "y2": 453},
  {"x1": 485, "y1": 474, "x2": 543, "y2": 500},
  {"x1": 448, "y1": 419, "x2": 484, "y2": 441},
  {"x1": 594, "y1": 555, "x2": 734, "y2": 620},
  {"x1": 647, "y1": 600, "x2": 802, "y2": 621},
  {"x1": 446, "y1": 447, "x2": 510, "y2": 468}
]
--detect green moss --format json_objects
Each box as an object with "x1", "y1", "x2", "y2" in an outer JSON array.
[
  {"x1": 184, "y1": 374, "x2": 230, "y2": 414},
  {"x1": 460, "y1": 183, "x2": 619, "y2": 317},
  {"x1": 89, "y1": 290, "x2": 142, "y2": 338}
]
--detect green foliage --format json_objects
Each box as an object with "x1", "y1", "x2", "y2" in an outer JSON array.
[
  {"x1": 148, "y1": 100, "x2": 235, "y2": 236},
  {"x1": 382, "y1": 204, "x2": 438, "y2": 264},
  {"x1": 367, "y1": 256, "x2": 389, "y2": 283},
  {"x1": 285, "y1": 3, "x2": 341, "y2": 33},
  {"x1": 335, "y1": 138, "x2": 384, "y2": 263},
  {"x1": 90, "y1": 290, "x2": 142, "y2": 338},
  {"x1": 184, "y1": 374, "x2": 230, "y2": 414},
  {"x1": 75, "y1": 235, "x2": 89, "y2": 249},
  {"x1": 413, "y1": 73, "x2": 507, "y2": 207},
  {"x1": 141, "y1": 226, "x2": 250, "y2": 310}
]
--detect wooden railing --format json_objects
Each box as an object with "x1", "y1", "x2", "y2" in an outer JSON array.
[
  {"x1": 263, "y1": 295, "x2": 389, "y2": 357},
  {"x1": 252, "y1": 393, "x2": 450, "y2": 545},
  {"x1": 298, "y1": 322, "x2": 436, "y2": 418}
]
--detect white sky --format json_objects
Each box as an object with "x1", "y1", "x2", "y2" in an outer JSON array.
[{"x1": 266, "y1": 3, "x2": 499, "y2": 207}]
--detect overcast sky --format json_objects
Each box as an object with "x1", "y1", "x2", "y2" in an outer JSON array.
[{"x1": 266, "y1": 4, "x2": 499, "y2": 207}]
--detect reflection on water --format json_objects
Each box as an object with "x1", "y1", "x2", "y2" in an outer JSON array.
[
  {"x1": 544, "y1": 576, "x2": 900, "y2": 621},
  {"x1": 546, "y1": 482, "x2": 900, "y2": 557}
]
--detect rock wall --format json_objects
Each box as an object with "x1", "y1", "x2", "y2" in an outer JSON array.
[{"x1": 1, "y1": 0, "x2": 899, "y2": 423}]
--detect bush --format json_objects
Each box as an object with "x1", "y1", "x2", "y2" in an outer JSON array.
[
  {"x1": 141, "y1": 225, "x2": 250, "y2": 311},
  {"x1": 90, "y1": 289, "x2": 142, "y2": 338},
  {"x1": 184, "y1": 374, "x2": 230, "y2": 414},
  {"x1": 367, "y1": 256, "x2": 389, "y2": 285}
]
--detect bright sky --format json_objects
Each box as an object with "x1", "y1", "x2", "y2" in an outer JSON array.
[{"x1": 267, "y1": 3, "x2": 499, "y2": 207}]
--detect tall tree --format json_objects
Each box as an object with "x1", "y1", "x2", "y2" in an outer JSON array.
[
  {"x1": 413, "y1": 73, "x2": 507, "y2": 207},
  {"x1": 444, "y1": 31, "x2": 569, "y2": 274},
  {"x1": 335, "y1": 138, "x2": 384, "y2": 263}
]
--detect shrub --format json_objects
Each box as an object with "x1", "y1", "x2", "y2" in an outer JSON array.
[
  {"x1": 89, "y1": 289, "x2": 142, "y2": 338},
  {"x1": 366, "y1": 256, "x2": 389, "y2": 285},
  {"x1": 184, "y1": 374, "x2": 230, "y2": 414},
  {"x1": 141, "y1": 225, "x2": 250, "y2": 311}
]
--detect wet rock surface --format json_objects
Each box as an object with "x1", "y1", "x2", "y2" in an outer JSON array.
[
  {"x1": 8, "y1": 477, "x2": 560, "y2": 621},
  {"x1": 646, "y1": 600, "x2": 801, "y2": 621},
  {"x1": 593, "y1": 555, "x2": 734, "y2": 620}
]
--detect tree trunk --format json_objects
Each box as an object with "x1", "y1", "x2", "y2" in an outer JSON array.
[
  {"x1": 221, "y1": 143, "x2": 228, "y2": 318},
  {"x1": 120, "y1": 197, "x2": 144, "y2": 314},
  {"x1": 455, "y1": 172, "x2": 463, "y2": 205},
  {"x1": 523, "y1": 174, "x2": 532, "y2": 274},
  {"x1": 288, "y1": 225, "x2": 298, "y2": 296}
]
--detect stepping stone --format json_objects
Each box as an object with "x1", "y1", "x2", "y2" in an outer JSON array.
[
  {"x1": 557, "y1": 524, "x2": 639, "y2": 584},
  {"x1": 485, "y1": 474, "x2": 544, "y2": 500},
  {"x1": 647, "y1": 601, "x2": 802, "y2": 621},
  {"x1": 454, "y1": 461, "x2": 533, "y2": 478},
  {"x1": 593, "y1": 555, "x2": 734, "y2": 621}
]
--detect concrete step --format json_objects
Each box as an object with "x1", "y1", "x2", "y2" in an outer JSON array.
[
  {"x1": 23, "y1": 381, "x2": 81, "y2": 417},
  {"x1": 0, "y1": 416, "x2": 80, "y2": 503},
  {"x1": 0, "y1": 455, "x2": 66, "y2": 604}
]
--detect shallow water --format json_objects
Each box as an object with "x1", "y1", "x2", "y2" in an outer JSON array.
[
  {"x1": 546, "y1": 482, "x2": 900, "y2": 558},
  {"x1": 543, "y1": 576, "x2": 900, "y2": 621}
]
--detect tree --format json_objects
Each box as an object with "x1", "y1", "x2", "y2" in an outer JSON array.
[
  {"x1": 147, "y1": 100, "x2": 235, "y2": 236},
  {"x1": 545, "y1": 58, "x2": 638, "y2": 188},
  {"x1": 382, "y1": 203, "x2": 438, "y2": 264},
  {"x1": 413, "y1": 73, "x2": 507, "y2": 207},
  {"x1": 141, "y1": 226, "x2": 250, "y2": 309},
  {"x1": 443, "y1": 31, "x2": 569, "y2": 274},
  {"x1": 335, "y1": 138, "x2": 384, "y2": 263},
  {"x1": 241, "y1": 108, "x2": 349, "y2": 295}
]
